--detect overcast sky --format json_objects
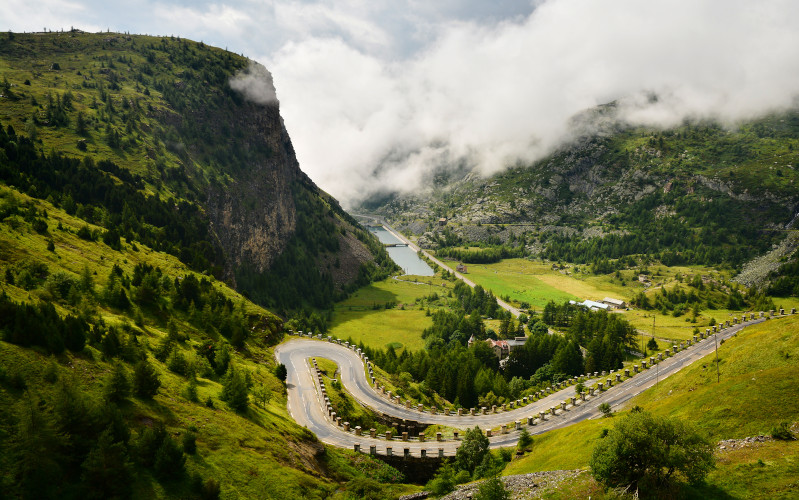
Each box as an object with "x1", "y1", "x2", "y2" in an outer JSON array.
[{"x1": 5, "y1": 0, "x2": 799, "y2": 205}]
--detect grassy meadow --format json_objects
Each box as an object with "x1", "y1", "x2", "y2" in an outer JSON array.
[
  {"x1": 502, "y1": 314, "x2": 799, "y2": 498},
  {"x1": 328, "y1": 276, "x2": 454, "y2": 351},
  {"x1": 460, "y1": 258, "x2": 799, "y2": 343}
]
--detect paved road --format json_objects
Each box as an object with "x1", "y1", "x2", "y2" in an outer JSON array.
[
  {"x1": 275, "y1": 317, "x2": 767, "y2": 455},
  {"x1": 356, "y1": 214, "x2": 521, "y2": 317}
]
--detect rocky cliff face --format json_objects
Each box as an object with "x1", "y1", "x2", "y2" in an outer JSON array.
[
  {"x1": 203, "y1": 98, "x2": 301, "y2": 281},
  {"x1": 174, "y1": 59, "x2": 395, "y2": 309}
]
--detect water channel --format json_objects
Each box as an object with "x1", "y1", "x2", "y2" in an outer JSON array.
[{"x1": 368, "y1": 226, "x2": 435, "y2": 276}]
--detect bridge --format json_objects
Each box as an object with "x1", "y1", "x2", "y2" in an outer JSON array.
[{"x1": 383, "y1": 243, "x2": 408, "y2": 247}]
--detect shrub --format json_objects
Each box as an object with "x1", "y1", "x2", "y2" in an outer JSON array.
[
  {"x1": 426, "y1": 463, "x2": 456, "y2": 496},
  {"x1": 590, "y1": 410, "x2": 714, "y2": 490},
  {"x1": 345, "y1": 477, "x2": 384, "y2": 500},
  {"x1": 771, "y1": 422, "x2": 794, "y2": 441},
  {"x1": 182, "y1": 431, "x2": 197, "y2": 455},
  {"x1": 473, "y1": 476, "x2": 511, "y2": 500},
  {"x1": 598, "y1": 402, "x2": 613, "y2": 417},
  {"x1": 200, "y1": 479, "x2": 221, "y2": 500},
  {"x1": 166, "y1": 349, "x2": 188, "y2": 376},
  {"x1": 517, "y1": 428, "x2": 533, "y2": 453},
  {"x1": 183, "y1": 379, "x2": 199, "y2": 403}
]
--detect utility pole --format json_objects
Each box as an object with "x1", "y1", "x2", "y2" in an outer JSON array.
[
  {"x1": 640, "y1": 323, "x2": 644, "y2": 357},
  {"x1": 714, "y1": 331, "x2": 720, "y2": 383},
  {"x1": 652, "y1": 316, "x2": 656, "y2": 341}
]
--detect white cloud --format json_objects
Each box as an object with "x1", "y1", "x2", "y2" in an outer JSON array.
[
  {"x1": 230, "y1": 62, "x2": 278, "y2": 104},
  {"x1": 2, "y1": 0, "x2": 99, "y2": 33},
  {"x1": 150, "y1": 3, "x2": 254, "y2": 39},
  {"x1": 270, "y1": 0, "x2": 799, "y2": 205},
  {"x1": 5, "y1": 0, "x2": 799, "y2": 207}
]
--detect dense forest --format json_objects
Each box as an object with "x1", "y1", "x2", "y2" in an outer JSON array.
[
  {"x1": 541, "y1": 189, "x2": 782, "y2": 270},
  {"x1": 361, "y1": 281, "x2": 638, "y2": 409}
]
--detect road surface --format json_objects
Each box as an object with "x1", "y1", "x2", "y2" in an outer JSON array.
[{"x1": 275, "y1": 316, "x2": 767, "y2": 455}]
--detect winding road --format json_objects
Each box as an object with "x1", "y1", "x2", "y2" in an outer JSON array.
[{"x1": 275, "y1": 316, "x2": 770, "y2": 457}]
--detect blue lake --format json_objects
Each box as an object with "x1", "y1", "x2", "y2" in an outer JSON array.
[{"x1": 368, "y1": 226, "x2": 434, "y2": 276}]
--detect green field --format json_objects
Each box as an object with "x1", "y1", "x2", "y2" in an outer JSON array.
[
  {"x1": 462, "y1": 258, "x2": 799, "y2": 344},
  {"x1": 464, "y1": 260, "x2": 579, "y2": 309},
  {"x1": 328, "y1": 277, "x2": 452, "y2": 351}
]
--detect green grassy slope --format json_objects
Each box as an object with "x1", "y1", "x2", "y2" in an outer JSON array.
[
  {"x1": 503, "y1": 315, "x2": 799, "y2": 498},
  {"x1": 0, "y1": 177, "x2": 402, "y2": 498}
]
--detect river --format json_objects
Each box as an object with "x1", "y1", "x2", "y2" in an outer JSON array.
[{"x1": 368, "y1": 226, "x2": 435, "y2": 276}]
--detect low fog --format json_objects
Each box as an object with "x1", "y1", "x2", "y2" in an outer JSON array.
[{"x1": 266, "y1": 0, "x2": 799, "y2": 206}]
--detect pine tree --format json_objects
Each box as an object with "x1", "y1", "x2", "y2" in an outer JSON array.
[
  {"x1": 274, "y1": 363, "x2": 287, "y2": 382},
  {"x1": 214, "y1": 342, "x2": 230, "y2": 376},
  {"x1": 76, "y1": 111, "x2": 88, "y2": 136},
  {"x1": 220, "y1": 365, "x2": 249, "y2": 412},
  {"x1": 105, "y1": 363, "x2": 130, "y2": 403},
  {"x1": 81, "y1": 428, "x2": 133, "y2": 499},
  {"x1": 153, "y1": 434, "x2": 185, "y2": 480},
  {"x1": 133, "y1": 359, "x2": 161, "y2": 399},
  {"x1": 10, "y1": 395, "x2": 66, "y2": 499}
]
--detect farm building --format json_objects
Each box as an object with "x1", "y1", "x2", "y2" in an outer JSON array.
[{"x1": 602, "y1": 297, "x2": 627, "y2": 309}]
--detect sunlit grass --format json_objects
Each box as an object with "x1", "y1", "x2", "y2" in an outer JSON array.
[
  {"x1": 504, "y1": 315, "x2": 799, "y2": 499},
  {"x1": 328, "y1": 277, "x2": 449, "y2": 350}
]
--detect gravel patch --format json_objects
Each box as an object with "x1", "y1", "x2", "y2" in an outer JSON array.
[
  {"x1": 440, "y1": 470, "x2": 584, "y2": 500},
  {"x1": 716, "y1": 435, "x2": 774, "y2": 452},
  {"x1": 733, "y1": 232, "x2": 799, "y2": 288}
]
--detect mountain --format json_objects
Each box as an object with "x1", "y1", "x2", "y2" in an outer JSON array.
[
  {"x1": 0, "y1": 30, "x2": 395, "y2": 314},
  {"x1": 365, "y1": 107, "x2": 799, "y2": 280},
  {"x1": 0, "y1": 31, "x2": 405, "y2": 499}
]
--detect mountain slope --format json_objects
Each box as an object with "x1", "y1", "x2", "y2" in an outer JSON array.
[
  {"x1": 0, "y1": 31, "x2": 406, "y2": 499},
  {"x1": 0, "y1": 30, "x2": 395, "y2": 312},
  {"x1": 502, "y1": 314, "x2": 799, "y2": 499},
  {"x1": 366, "y1": 109, "x2": 799, "y2": 275}
]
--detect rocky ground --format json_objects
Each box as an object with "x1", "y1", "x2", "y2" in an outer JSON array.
[
  {"x1": 733, "y1": 231, "x2": 799, "y2": 288},
  {"x1": 439, "y1": 470, "x2": 584, "y2": 500},
  {"x1": 717, "y1": 435, "x2": 774, "y2": 452}
]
